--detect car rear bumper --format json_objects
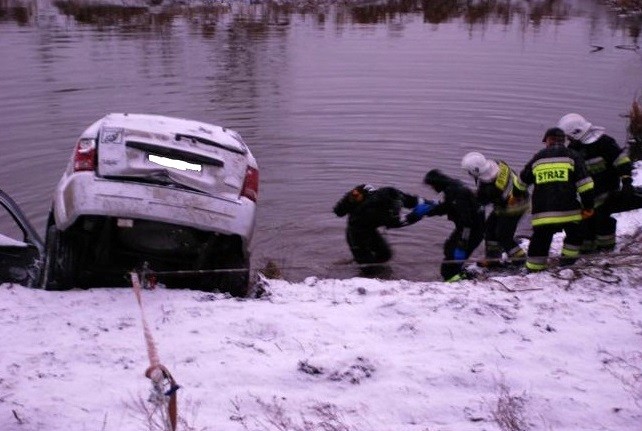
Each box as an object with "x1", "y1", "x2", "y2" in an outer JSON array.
[{"x1": 53, "y1": 173, "x2": 256, "y2": 242}]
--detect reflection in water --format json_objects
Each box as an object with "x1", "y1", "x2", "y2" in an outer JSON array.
[
  {"x1": 347, "y1": 0, "x2": 574, "y2": 27},
  {"x1": 0, "y1": 0, "x2": 639, "y2": 42},
  {"x1": 53, "y1": 0, "x2": 167, "y2": 28},
  {"x1": 1, "y1": 0, "x2": 641, "y2": 282},
  {"x1": 54, "y1": 1, "x2": 147, "y2": 23},
  {"x1": 0, "y1": 0, "x2": 34, "y2": 25}
]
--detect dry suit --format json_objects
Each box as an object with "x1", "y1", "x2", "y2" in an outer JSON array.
[{"x1": 333, "y1": 185, "x2": 422, "y2": 265}]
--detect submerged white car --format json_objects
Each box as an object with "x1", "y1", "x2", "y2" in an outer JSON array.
[{"x1": 42, "y1": 113, "x2": 259, "y2": 296}]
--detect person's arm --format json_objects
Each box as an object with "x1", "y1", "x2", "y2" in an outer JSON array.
[
  {"x1": 515, "y1": 158, "x2": 534, "y2": 192},
  {"x1": 401, "y1": 198, "x2": 438, "y2": 226},
  {"x1": 573, "y1": 152, "x2": 595, "y2": 212},
  {"x1": 333, "y1": 192, "x2": 352, "y2": 217},
  {"x1": 605, "y1": 137, "x2": 634, "y2": 194}
]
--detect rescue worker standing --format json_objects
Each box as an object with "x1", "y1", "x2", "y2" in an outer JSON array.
[
  {"x1": 413, "y1": 169, "x2": 485, "y2": 282},
  {"x1": 557, "y1": 113, "x2": 634, "y2": 252},
  {"x1": 333, "y1": 184, "x2": 430, "y2": 265},
  {"x1": 461, "y1": 152, "x2": 529, "y2": 267},
  {"x1": 514, "y1": 127, "x2": 595, "y2": 272}
]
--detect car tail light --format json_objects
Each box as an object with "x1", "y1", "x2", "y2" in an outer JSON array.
[
  {"x1": 73, "y1": 138, "x2": 97, "y2": 172},
  {"x1": 241, "y1": 166, "x2": 259, "y2": 202}
]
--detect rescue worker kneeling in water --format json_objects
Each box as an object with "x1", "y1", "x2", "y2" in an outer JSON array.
[
  {"x1": 514, "y1": 127, "x2": 595, "y2": 272},
  {"x1": 333, "y1": 184, "x2": 432, "y2": 266}
]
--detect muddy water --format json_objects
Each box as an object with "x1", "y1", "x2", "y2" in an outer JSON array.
[{"x1": 1, "y1": 0, "x2": 641, "y2": 282}]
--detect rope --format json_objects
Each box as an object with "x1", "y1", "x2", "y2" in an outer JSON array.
[
  {"x1": 131, "y1": 272, "x2": 179, "y2": 431},
  {"x1": 135, "y1": 249, "x2": 642, "y2": 278},
  {"x1": 130, "y1": 229, "x2": 642, "y2": 283}
]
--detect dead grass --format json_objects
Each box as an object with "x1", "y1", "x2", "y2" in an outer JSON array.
[
  {"x1": 125, "y1": 393, "x2": 206, "y2": 431},
  {"x1": 600, "y1": 350, "x2": 642, "y2": 406},
  {"x1": 230, "y1": 395, "x2": 358, "y2": 431},
  {"x1": 491, "y1": 382, "x2": 531, "y2": 431}
]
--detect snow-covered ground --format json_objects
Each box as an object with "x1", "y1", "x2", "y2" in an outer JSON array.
[{"x1": 2, "y1": 168, "x2": 642, "y2": 431}]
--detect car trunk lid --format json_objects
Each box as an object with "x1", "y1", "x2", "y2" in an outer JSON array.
[{"x1": 96, "y1": 114, "x2": 250, "y2": 198}]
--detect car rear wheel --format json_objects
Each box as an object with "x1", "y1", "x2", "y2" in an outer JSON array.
[
  {"x1": 192, "y1": 236, "x2": 250, "y2": 297},
  {"x1": 42, "y1": 224, "x2": 79, "y2": 290},
  {"x1": 217, "y1": 254, "x2": 250, "y2": 298}
]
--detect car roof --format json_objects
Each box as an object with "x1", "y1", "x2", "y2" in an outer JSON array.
[{"x1": 97, "y1": 113, "x2": 247, "y2": 154}]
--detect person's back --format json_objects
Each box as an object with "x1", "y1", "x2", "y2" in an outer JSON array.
[
  {"x1": 523, "y1": 143, "x2": 592, "y2": 225},
  {"x1": 567, "y1": 134, "x2": 629, "y2": 202},
  {"x1": 515, "y1": 127, "x2": 595, "y2": 272},
  {"x1": 345, "y1": 187, "x2": 412, "y2": 230},
  {"x1": 333, "y1": 184, "x2": 423, "y2": 265},
  {"x1": 424, "y1": 170, "x2": 484, "y2": 230}
]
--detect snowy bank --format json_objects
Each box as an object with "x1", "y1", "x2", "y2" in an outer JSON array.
[{"x1": 1, "y1": 165, "x2": 642, "y2": 431}]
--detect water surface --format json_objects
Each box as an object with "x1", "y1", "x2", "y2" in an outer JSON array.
[{"x1": 1, "y1": 0, "x2": 641, "y2": 281}]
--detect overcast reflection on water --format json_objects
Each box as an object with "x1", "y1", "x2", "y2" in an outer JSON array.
[{"x1": 1, "y1": 0, "x2": 641, "y2": 282}]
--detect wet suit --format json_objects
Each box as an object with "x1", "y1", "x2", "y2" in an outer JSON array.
[{"x1": 333, "y1": 185, "x2": 422, "y2": 264}]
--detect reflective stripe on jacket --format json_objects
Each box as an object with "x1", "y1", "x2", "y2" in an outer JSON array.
[
  {"x1": 477, "y1": 161, "x2": 529, "y2": 216},
  {"x1": 568, "y1": 134, "x2": 632, "y2": 207},
  {"x1": 516, "y1": 144, "x2": 594, "y2": 226}
]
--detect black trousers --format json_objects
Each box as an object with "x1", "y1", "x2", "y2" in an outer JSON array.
[
  {"x1": 346, "y1": 227, "x2": 392, "y2": 264},
  {"x1": 580, "y1": 204, "x2": 617, "y2": 251},
  {"x1": 526, "y1": 222, "x2": 583, "y2": 271},
  {"x1": 485, "y1": 212, "x2": 524, "y2": 259},
  {"x1": 441, "y1": 225, "x2": 485, "y2": 281}
]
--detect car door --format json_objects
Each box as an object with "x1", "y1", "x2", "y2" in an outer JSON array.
[{"x1": 0, "y1": 189, "x2": 44, "y2": 287}]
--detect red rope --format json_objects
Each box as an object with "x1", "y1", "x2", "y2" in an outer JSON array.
[{"x1": 131, "y1": 272, "x2": 179, "y2": 431}]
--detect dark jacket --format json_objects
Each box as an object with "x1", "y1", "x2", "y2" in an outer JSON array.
[
  {"x1": 568, "y1": 134, "x2": 632, "y2": 206},
  {"x1": 333, "y1": 186, "x2": 420, "y2": 230},
  {"x1": 424, "y1": 170, "x2": 485, "y2": 232},
  {"x1": 476, "y1": 160, "x2": 529, "y2": 216},
  {"x1": 516, "y1": 143, "x2": 595, "y2": 226}
]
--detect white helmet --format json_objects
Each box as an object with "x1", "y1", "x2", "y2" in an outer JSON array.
[
  {"x1": 557, "y1": 113, "x2": 604, "y2": 144},
  {"x1": 461, "y1": 152, "x2": 499, "y2": 182}
]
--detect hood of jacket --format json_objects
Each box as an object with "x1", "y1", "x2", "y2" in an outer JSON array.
[{"x1": 424, "y1": 169, "x2": 462, "y2": 193}]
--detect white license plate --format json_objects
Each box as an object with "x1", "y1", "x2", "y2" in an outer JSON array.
[{"x1": 148, "y1": 154, "x2": 202, "y2": 172}]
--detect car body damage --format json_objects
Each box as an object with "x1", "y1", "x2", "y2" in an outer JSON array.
[{"x1": 10, "y1": 113, "x2": 261, "y2": 296}]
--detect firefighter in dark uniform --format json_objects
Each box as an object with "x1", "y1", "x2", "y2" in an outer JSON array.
[
  {"x1": 557, "y1": 113, "x2": 633, "y2": 252},
  {"x1": 461, "y1": 152, "x2": 529, "y2": 266},
  {"x1": 414, "y1": 169, "x2": 485, "y2": 282},
  {"x1": 333, "y1": 184, "x2": 430, "y2": 265},
  {"x1": 514, "y1": 127, "x2": 595, "y2": 272}
]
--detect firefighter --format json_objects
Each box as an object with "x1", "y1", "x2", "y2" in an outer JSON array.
[
  {"x1": 514, "y1": 127, "x2": 595, "y2": 272},
  {"x1": 461, "y1": 152, "x2": 529, "y2": 267},
  {"x1": 415, "y1": 169, "x2": 485, "y2": 282},
  {"x1": 333, "y1": 184, "x2": 432, "y2": 266},
  {"x1": 557, "y1": 113, "x2": 633, "y2": 252}
]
